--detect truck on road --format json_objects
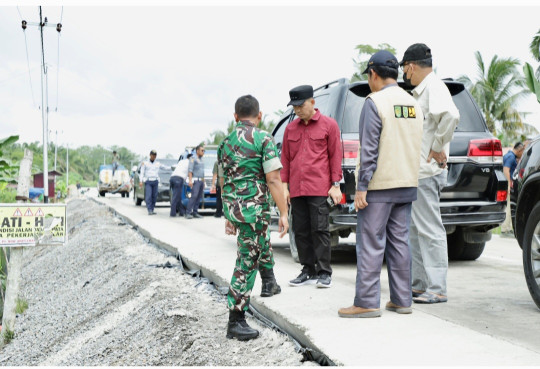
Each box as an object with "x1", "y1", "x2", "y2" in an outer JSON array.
[{"x1": 97, "y1": 164, "x2": 132, "y2": 198}]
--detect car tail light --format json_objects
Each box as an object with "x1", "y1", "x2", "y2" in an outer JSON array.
[
  {"x1": 519, "y1": 168, "x2": 525, "y2": 179},
  {"x1": 496, "y1": 190, "x2": 507, "y2": 202},
  {"x1": 467, "y1": 138, "x2": 503, "y2": 164},
  {"x1": 342, "y1": 140, "x2": 359, "y2": 166}
]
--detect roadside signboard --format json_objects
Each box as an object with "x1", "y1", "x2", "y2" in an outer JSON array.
[{"x1": 0, "y1": 204, "x2": 67, "y2": 247}]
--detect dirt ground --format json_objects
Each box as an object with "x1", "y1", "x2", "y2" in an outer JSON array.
[{"x1": 0, "y1": 198, "x2": 312, "y2": 366}]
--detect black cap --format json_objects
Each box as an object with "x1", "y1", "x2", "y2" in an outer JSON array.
[
  {"x1": 150, "y1": 150, "x2": 157, "y2": 155},
  {"x1": 362, "y1": 50, "x2": 399, "y2": 74},
  {"x1": 287, "y1": 85, "x2": 313, "y2": 106},
  {"x1": 399, "y1": 43, "x2": 432, "y2": 66}
]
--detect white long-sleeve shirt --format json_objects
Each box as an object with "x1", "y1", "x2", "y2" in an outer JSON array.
[
  {"x1": 139, "y1": 160, "x2": 169, "y2": 184},
  {"x1": 412, "y1": 72, "x2": 460, "y2": 179},
  {"x1": 171, "y1": 159, "x2": 189, "y2": 179}
]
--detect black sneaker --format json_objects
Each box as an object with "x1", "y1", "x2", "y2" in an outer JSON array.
[
  {"x1": 288, "y1": 271, "x2": 317, "y2": 287},
  {"x1": 316, "y1": 273, "x2": 332, "y2": 288}
]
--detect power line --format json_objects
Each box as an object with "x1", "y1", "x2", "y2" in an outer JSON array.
[{"x1": 17, "y1": 5, "x2": 37, "y2": 108}]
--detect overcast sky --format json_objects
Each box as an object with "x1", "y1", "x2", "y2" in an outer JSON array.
[{"x1": 1, "y1": 3, "x2": 540, "y2": 159}]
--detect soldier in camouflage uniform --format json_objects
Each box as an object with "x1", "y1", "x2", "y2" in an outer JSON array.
[{"x1": 218, "y1": 95, "x2": 289, "y2": 341}]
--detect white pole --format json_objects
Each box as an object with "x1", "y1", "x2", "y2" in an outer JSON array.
[
  {"x1": 1, "y1": 149, "x2": 33, "y2": 346},
  {"x1": 66, "y1": 143, "x2": 69, "y2": 189},
  {"x1": 40, "y1": 8, "x2": 49, "y2": 203},
  {"x1": 54, "y1": 130, "x2": 57, "y2": 171}
]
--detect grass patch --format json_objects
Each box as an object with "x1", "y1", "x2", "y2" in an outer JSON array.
[
  {"x1": 15, "y1": 298, "x2": 28, "y2": 314},
  {"x1": 3, "y1": 328, "x2": 15, "y2": 344},
  {"x1": 492, "y1": 226, "x2": 501, "y2": 235}
]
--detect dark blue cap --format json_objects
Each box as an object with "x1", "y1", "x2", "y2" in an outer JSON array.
[{"x1": 362, "y1": 50, "x2": 399, "y2": 74}]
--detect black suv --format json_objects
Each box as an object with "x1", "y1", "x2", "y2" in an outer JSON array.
[
  {"x1": 511, "y1": 135, "x2": 540, "y2": 309},
  {"x1": 270, "y1": 78, "x2": 508, "y2": 262}
]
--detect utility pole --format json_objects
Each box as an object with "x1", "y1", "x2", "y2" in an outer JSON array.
[
  {"x1": 66, "y1": 143, "x2": 69, "y2": 189},
  {"x1": 21, "y1": 7, "x2": 62, "y2": 203}
]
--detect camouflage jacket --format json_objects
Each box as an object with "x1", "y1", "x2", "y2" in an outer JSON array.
[{"x1": 217, "y1": 120, "x2": 282, "y2": 223}]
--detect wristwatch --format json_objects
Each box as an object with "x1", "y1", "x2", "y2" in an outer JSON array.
[{"x1": 332, "y1": 182, "x2": 340, "y2": 187}]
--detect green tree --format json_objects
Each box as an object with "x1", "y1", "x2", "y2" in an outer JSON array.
[
  {"x1": 0, "y1": 135, "x2": 19, "y2": 184},
  {"x1": 530, "y1": 28, "x2": 540, "y2": 77},
  {"x1": 205, "y1": 114, "x2": 277, "y2": 146},
  {"x1": 351, "y1": 43, "x2": 397, "y2": 82},
  {"x1": 524, "y1": 28, "x2": 540, "y2": 104},
  {"x1": 458, "y1": 51, "x2": 532, "y2": 139}
]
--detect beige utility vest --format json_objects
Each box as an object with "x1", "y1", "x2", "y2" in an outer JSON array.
[{"x1": 356, "y1": 85, "x2": 424, "y2": 191}]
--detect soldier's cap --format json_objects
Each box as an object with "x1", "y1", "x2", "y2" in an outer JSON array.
[
  {"x1": 399, "y1": 43, "x2": 432, "y2": 66},
  {"x1": 287, "y1": 85, "x2": 313, "y2": 106},
  {"x1": 362, "y1": 50, "x2": 399, "y2": 74},
  {"x1": 150, "y1": 149, "x2": 157, "y2": 155}
]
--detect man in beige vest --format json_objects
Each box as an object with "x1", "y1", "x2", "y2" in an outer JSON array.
[{"x1": 338, "y1": 50, "x2": 424, "y2": 318}]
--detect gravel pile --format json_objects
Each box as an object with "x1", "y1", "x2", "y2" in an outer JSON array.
[{"x1": 0, "y1": 199, "x2": 308, "y2": 366}]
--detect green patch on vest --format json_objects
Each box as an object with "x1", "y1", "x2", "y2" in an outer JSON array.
[{"x1": 394, "y1": 106, "x2": 416, "y2": 119}]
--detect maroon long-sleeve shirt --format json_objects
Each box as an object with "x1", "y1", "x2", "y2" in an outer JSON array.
[{"x1": 280, "y1": 109, "x2": 343, "y2": 198}]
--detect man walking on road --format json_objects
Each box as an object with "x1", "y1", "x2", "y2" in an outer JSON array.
[
  {"x1": 218, "y1": 95, "x2": 289, "y2": 341},
  {"x1": 139, "y1": 150, "x2": 170, "y2": 215},
  {"x1": 400, "y1": 43, "x2": 460, "y2": 304},
  {"x1": 186, "y1": 145, "x2": 205, "y2": 219},
  {"x1": 281, "y1": 85, "x2": 343, "y2": 288},
  {"x1": 338, "y1": 50, "x2": 424, "y2": 318},
  {"x1": 500, "y1": 142, "x2": 525, "y2": 236}
]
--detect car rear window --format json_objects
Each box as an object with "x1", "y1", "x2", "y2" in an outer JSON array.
[{"x1": 342, "y1": 82, "x2": 486, "y2": 133}]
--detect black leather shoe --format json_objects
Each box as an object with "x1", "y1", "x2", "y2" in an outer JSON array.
[
  {"x1": 226, "y1": 310, "x2": 259, "y2": 341},
  {"x1": 260, "y1": 269, "x2": 281, "y2": 297}
]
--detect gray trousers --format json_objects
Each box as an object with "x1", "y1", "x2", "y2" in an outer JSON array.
[
  {"x1": 355, "y1": 202, "x2": 412, "y2": 309},
  {"x1": 410, "y1": 171, "x2": 448, "y2": 296}
]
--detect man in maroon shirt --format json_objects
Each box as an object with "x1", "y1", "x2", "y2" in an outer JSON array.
[{"x1": 281, "y1": 85, "x2": 343, "y2": 288}]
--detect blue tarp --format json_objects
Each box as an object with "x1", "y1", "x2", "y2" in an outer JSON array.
[{"x1": 29, "y1": 187, "x2": 45, "y2": 199}]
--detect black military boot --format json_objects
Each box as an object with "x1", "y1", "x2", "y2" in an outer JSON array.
[
  {"x1": 226, "y1": 310, "x2": 259, "y2": 341},
  {"x1": 260, "y1": 268, "x2": 281, "y2": 297}
]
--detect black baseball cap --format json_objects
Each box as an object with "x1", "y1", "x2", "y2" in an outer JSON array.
[
  {"x1": 287, "y1": 85, "x2": 313, "y2": 106},
  {"x1": 150, "y1": 150, "x2": 157, "y2": 155},
  {"x1": 399, "y1": 43, "x2": 432, "y2": 66},
  {"x1": 362, "y1": 50, "x2": 399, "y2": 74}
]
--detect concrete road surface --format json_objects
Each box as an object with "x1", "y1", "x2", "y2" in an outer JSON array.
[{"x1": 91, "y1": 190, "x2": 540, "y2": 366}]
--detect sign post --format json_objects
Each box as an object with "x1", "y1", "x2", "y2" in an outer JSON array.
[{"x1": 1, "y1": 149, "x2": 67, "y2": 345}]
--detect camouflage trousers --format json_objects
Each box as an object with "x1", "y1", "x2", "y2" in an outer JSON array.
[{"x1": 227, "y1": 218, "x2": 275, "y2": 311}]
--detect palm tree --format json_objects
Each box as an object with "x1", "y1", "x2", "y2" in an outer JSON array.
[
  {"x1": 530, "y1": 28, "x2": 540, "y2": 77},
  {"x1": 458, "y1": 51, "x2": 531, "y2": 138}
]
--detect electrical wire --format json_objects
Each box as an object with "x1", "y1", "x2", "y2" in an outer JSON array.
[{"x1": 17, "y1": 5, "x2": 37, "y2": 108}]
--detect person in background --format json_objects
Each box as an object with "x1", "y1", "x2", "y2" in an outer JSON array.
[
  {"x1": 112, "y1": 150, "x2": 119, "y2": 176},
  {"x1": 186, "y1": 145, "x2": 206, "y2": 219},
  {"x1": 501, "y1": 142, "x2": 525, "y2": 236},
  {"x1": 170, "y1": 153, "x2": 192, "y2": 217},
  {"x1": 211, "y1": 160, "x2": 224, "y2": 218},
  {"x1": 400, "y1": 43, "x2": 460, "y2": 304},
  {"x1": 139, "y1": 150, "x2": 170, "y2": 215}
]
